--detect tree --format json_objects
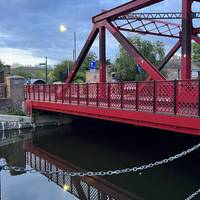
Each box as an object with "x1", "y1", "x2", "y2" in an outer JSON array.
[
  {"x1": 192, "y1": 42, "x2": 200, "y2": 62},
  {"x1": 113, "y1": 36, "x2": 165, "y2": 81},
  {"x1": 53, "y1": 52, "x2": 98, "y2": 83},
  {"x1": 0, "y1": 60, "x2": 4, "y2": 72},
  {"x1": 53, "y1": 60, "x2": 74, "y2": 82}
]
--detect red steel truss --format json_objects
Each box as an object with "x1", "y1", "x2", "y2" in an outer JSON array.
[
  {"x1": 24, "y1": 1, "x2": 200, "y2": 137},
  {"x1": 65, "y1": 0, "x2": 200, "y2": 83}
]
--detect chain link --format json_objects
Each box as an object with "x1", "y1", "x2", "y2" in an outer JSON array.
[
  {"x1": 0, "y1": 143, "x2": 199, "y2": 177},
  {"x1": 185, "y1": 188, "x2": 200, "y2": 200}
]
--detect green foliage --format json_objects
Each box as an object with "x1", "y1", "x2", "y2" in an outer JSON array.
[
  {"x1": 0, "y1": 60, "x2": 4, "y2": 72},
  {"x1": 192, "y1": 42, "x2": 200, "y2": 62},
  {"x1": 53, "y1": 52, "x2": 98, "y2": 83},
  {"x1": 113, "y1": 36, "x2": 165, "y2": 81},
  {"x1": 6, "y1": 105, "x2": 25, "y2": 116},
  {"x1": 53, "y1": 60, "x2": 74, "y2": 82},
  {"x1": 13, "y1": 70, "x2": 32, "y2": 79}
]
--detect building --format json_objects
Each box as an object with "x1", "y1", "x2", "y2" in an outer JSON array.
[{"x1": 167, "y1": 57, "x2": 200, "y2": 80}]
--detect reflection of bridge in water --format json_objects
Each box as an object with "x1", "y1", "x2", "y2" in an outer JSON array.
[{"x1": 25, "y1": 141, "x2": 142, "y2": 200}]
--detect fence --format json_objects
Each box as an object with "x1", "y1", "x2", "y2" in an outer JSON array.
[{"x1": 24, "y1": 80, "x2": 200, "y2": 117}]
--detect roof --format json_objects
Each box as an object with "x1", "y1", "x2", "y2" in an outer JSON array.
[{"x1": 26, "y1": 78, "x2": 46, "y2": 84}]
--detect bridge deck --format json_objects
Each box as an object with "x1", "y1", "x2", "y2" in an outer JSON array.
[{"x1": 25, "y1": 80, "x2": 200, "y2": 136}]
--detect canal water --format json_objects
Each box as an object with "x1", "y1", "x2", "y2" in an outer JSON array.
[{"x1": 0, "y1": 118, "x2": 200, "y2": 200}]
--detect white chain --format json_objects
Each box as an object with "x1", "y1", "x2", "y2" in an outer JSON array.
[
  {"x1": 1, "y1": 143, "x2": 200, "y2": 177},
  {"x1": 0, "y1": 143, "x2": 200, "y2": 200},
  {"x1": 185, "y1": 188, "x2": 200, "y2": 200}
]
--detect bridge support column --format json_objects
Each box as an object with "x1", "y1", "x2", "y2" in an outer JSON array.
[
  {"x1": 99, "y1": 26, "x2": 106, "y2": 83},
  {"x1": 181, "y1": 0, "x2": 192, "y2": 80}
]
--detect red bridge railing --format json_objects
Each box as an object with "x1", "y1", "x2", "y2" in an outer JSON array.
[{"x1": 25, "y1": 80, "x2": 200, "y2": 117}]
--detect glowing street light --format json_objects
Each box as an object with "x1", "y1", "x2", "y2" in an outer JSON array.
[
  {"x1": 59, "y1": 24, "x2": 77, "y2": 62},
  {"x1": 59, "y1": 24, "x2": 67, "y2": 33}
]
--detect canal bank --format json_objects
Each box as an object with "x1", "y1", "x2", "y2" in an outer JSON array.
[{"x1": 0, "y1": 114, "x2": 32, "y2": 131}]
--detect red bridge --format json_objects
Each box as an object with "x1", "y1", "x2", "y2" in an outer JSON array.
[{"x1": 25, "y1": 0, "x2": 200, "y2": 136}]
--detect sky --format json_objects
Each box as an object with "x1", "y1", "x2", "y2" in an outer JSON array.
[{"x1": 0, "y1": 0, "x2": 199, "y2": 67}]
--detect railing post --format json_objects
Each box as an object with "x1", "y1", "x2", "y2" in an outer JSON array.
[
  {"x1": 69, "y1": 84, "x2": 72, "y2": 104},
  {"x1": 97, "y1": 83, "x2": 99, "y2": 107},
  {"x1": 43, "y1": 84, "x2": 45, "y2": 101},
  {"x1": 86, "y1": 83, "x2": 89, "y2": 106},
  {"x1": 136, "y1": 82, "x2": 139, "y2": 111},
  {"x1": 153, "y1": 80, "x2": 156, "y2": 113},
  {"x1": 62, "y1": 83, "x2": 64, "y2": 104},
  {"x1": 174, "y1": 79, "x2": 177, "y2": 115},
  {"x1": 198, "y1": 80, "x2": 200, "y2": 117},
  {"x1": 77, "y1": 84, "x2": 80, "y2": 105},
  {"x1": 33, "y1": 85, "x2": 35, "y2": 101},
  {"x1": 121, "y1": 82, "x2": 124, "y2": 110},
  {"x1": 55, "y1": 85, "x2": 57, "y2": 103},
  {"x1": 38, "y1": 85, "x2": 40, "y2": 101},
  {"x1": 28, "y1": 85, "x2": 31, "y2": 100},
  {"x1": 108, "y1": 83, "x2": 110, "y2": 108},
  {"x1": 49, "y1": 85, "x2": 51, "y2": 102}
]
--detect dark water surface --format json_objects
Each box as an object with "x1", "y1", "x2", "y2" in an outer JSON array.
[{"x1": 0, "y1": 118, "x2": 200, "y2": 200}]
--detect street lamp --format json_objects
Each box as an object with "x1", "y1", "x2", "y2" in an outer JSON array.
[
  {"x1": 59, "y1": 24, "x2": 77, "y2": 63},
  {"x1": 39, "y1": 56, "x2": 48, "y2": 83}
]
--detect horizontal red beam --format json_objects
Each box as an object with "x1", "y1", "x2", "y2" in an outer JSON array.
[
  {"x1": 93, "y1": 0, "x2": 163, "y2": 23},
  {"x1": 29, "y1": 101, "x2": 200, "y2": 136},
  {"x1": 118, "y1": 27, "x2": 180, "y2": 39}
]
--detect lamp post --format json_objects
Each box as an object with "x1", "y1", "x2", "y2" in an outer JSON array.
[
  {"x1": 59, "y1": 24, "x2": 77, "y2": 63},
  {"x1": 39, "y1": 56, "x2": 48, "y2": 83}
]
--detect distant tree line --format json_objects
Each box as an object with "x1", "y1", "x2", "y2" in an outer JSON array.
[{"x1": 8, "y1": 36, "x2": 200, "y2": 83}]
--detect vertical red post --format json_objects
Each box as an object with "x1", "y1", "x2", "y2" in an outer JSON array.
[
  {"x1": 121, "y1": 82, "x2": 124, "y2": 109},
  {"x1": 86, "y1": 83, "x2": 89, "y2": 106},
  {"x1": 38, "y1": 85, "x2": 40, "y2": 101},
  {"x1": 69, "y1": 84, "x2": 72, "y2": 104},
  {"x1": 97, "y1": 83, "x2": 99, "y2": 107},
  {"x1": 49, "y1": 85, "x2": 51, "y2": 102},
  {"x1": 55, "y1": 85, "x2": 57, "y2": 103},
  {"x1": 33, "y1": 85, "x2": 35, "y2": 100},
  {"x1": 43, "y1": 84, "x2": 45, "y2": 101},
  {"x1": 28, "y1": 85, "x2": 31, "y2": 100},
  {"x1": 181, "y1": 0, "x2": 192, "y2": 80},
  {"x1": 62, "y1": 83, "x2": 64, "y2": 104},
  {"x1": 77, "y1": 84, "x2": 80, "y2": 105},
  {"x1": 99, "y1": 26, "x2": 106, "y2": 83}
]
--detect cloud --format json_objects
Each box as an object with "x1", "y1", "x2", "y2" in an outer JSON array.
[
  {"x1": 0, "y1": 48, "x2": 57, "y2": 66},
  {"x1": 0, "y1": 0, "x2": 198, "y2": 66}
]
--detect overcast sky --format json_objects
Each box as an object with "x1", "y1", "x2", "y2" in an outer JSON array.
[{"x1": 0, "y1": 0, "x2": 199, "y2": 66}]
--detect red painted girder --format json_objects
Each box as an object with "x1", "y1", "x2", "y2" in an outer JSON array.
[
  {"x1": 115, "y1": 17, "x2": 181, "y2": 38},
  {"x1": 193, "y1": 28, "x2": 200, "y2": 34},
  {"x1": 30, "y1": 101, "x2": 200, "y2": 136},
  {"x1": 192, "y1": 35, "x2": 200, "y2": 45},
  {"x1": 106, "y1": 21, "x2": 165, "y2": 80},
  {"x1": 93, "y1": 0, "x2": 164, "y2": 23},
  {"x1": 181, "y1": 0, "x2": 192, "y2": 80},
  {"x1": 99, "y1": 26, "x2": 106, "y2": 83},
  {"x1": 65, "y1": 26, "x2": 99, "y2": 83},
  {"x1": 157, "y1": 40, "x2": 181, "y2": 71},
  {"x1": 118, "y1": 27, "x2": 180, "y2": 39}
]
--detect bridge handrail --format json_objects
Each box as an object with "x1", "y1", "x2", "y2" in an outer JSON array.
[{"x1": 24, "y1": 80, "x2": 200, "y2": 117}]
